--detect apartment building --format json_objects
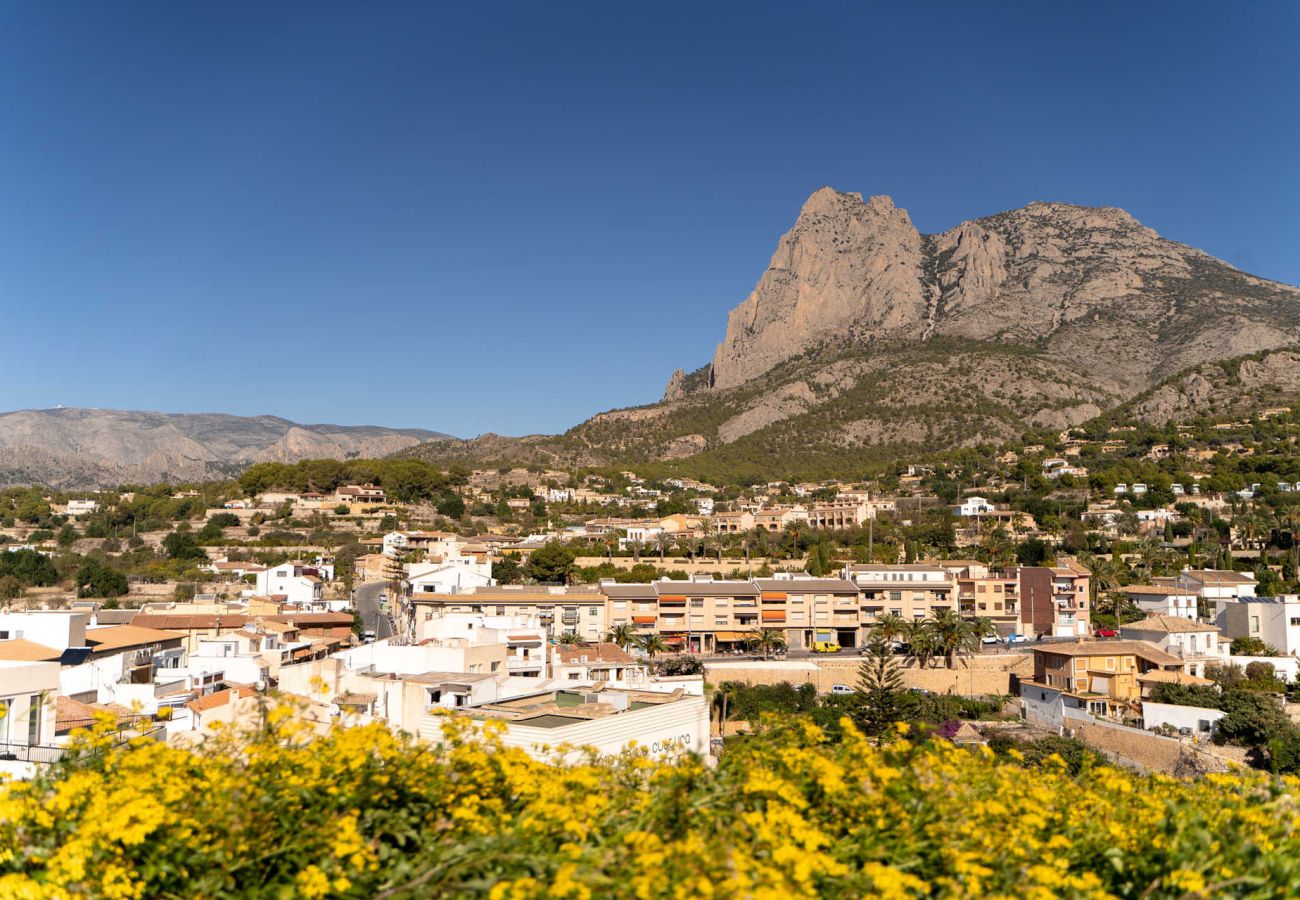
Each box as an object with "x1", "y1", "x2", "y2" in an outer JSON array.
[
  {"x1": 753, "y1": 578, "x2": 864, "y2": 649},
  {"x1": 947, "y1": 563, "x2": 1020, "y2": 634},
  {"x1": 843, "y1": 564, "x2": 958, "y2": 623},
  {"x1": 604, "y1": 579, "x2": 761, "y2": 654},
  {"x1": 1019, "y1": 561, "x2": 1091, "y2": 638},
  {"x1": 1174, "y1": 569, "x2": 1258, "y2": 617},
  {"x1": 1123, "y1": 585, "x2": 1199, "y2": 620}
]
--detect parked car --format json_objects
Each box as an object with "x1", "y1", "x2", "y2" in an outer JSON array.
[
  {"x1": 980, "y1": 634, "x2": 1002, "y2": 645},
  {"x1": 812, "y1": 641, "x2": 842, "y2": 653},
  {"x1": 361, "y1": 630, "x2": 376, "y2": 643},
  {"x1": 830, "y1": 684, "x2": 856, "y2": 695},
  {"x1": 1094, "y1": 627, "x2": 1118, "y2": 638},
  {"x1": 1005, "y1": 633, "x2": 1029, "y2": 645}
]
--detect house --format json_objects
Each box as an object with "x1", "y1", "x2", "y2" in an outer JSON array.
[
  {"x1": 1175, "y1": 569, "x2": 1257, "y2": 616},
  {"x1": 1119, "y1": 614, "x2": 1222, "y2": 677},
  {"x1": 0, "y1": 660, "x2": 61, "y2": 777},
  {"x1": 1216, "y1": 597, "x2": 1300, "y2": 656},
  {"x1": 1123, "y1": 585, "x2": 1199, "y2": 620},
  {"x1": 64, "y1": 499, "x2": 98, "y2": 517},
  {"x1": 954, "y1": 497, "x2": 996, "y2": 517},
  {"x1": 407, "y1": 561, "x2": 495, "y2": 596},
  {"x1": 332, "y1": 484, "x2": 386, "y2": 507},
  {"x1": 1019, "y1": 640, "x2": 1185, "y2": 729},
  {"x1": 255, "y1": 563, "x2": 327, "y2": 608},
  {"x1": 409, "y1": 587, "x2": 607, "y2": 644},
  {"x1": 552, "y1": 642, "x2": 646, "y2": 687},
  {"x1": 448, "y1": 687, "x2": 709, "y2": 763}
]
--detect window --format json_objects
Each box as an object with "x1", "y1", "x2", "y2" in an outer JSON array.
[
  {"x1": 889, "y1": 591, "x2": 902, "y2": 602},
  {"x1": 690, "y1": 599, "x2": 704, "y2": 608},
  {"x1": 28, "y1": 695, "x2": 41, "y2": 745}
]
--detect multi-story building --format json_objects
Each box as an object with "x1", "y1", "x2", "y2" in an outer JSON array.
[
  {"x1": 948, "y1": 563, "x2": 1020, "y2": 634},
  {"x1": 1019, "y1": 561, "x2": 1091, "y2": 638},
  {"x1": 1119, "y1": 615, "x2": 1222, "y2": 677},
  {"x1": 1174, "y1": 569, "x2": 1257, "y2": 617},
  {"x1": 603, "y1": 579, "x2": 761, "y2": 654},
  {"x1": 843, "y1": 564, "x2": 959, "y2": 623},
  {"x1": 1019, "y1": 639, "x2": 1184, "y2": 729},
  {"x1": 753, "y1": 577, "x2": 864, "y2": 649},
  {"x1": 407, "y1": 586, "x2": 606, "y2": 644},
  {"x1": 1123, "y1": 585, "x2": 1199, "y2": 620},
  {"x1": 1217, "y1": 597, "x2": 1300, "y2": 656}
]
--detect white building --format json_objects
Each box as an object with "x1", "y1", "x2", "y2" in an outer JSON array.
[
  {"x1": 407, "y1": 560, "x2": 495, "y2": 596},
  {"x1": 1217, "y1": 597, "x2": 1300, "y2": 656},
  {"x1": 1119, "y1": 614, "x2": 1222, "y2": 677},
  {"x1": 64, "y1": 499, "x2": 99, "y2": 517},
  {"x1": 1123, "y1": 585, "x2": 1199, "y2": 620},
  {"x1": 443, "y1": 687, "x2": 709, "y2": 763},
  {"x1": 695, "y1": 497, "x2": 715, "y2": 516},
  {"x1": 255, "y1": 563, "x2": 327, "y2": 607},
  {"x1": 1141, "y1": 701, "x2": 1225, "y2": 736},
  {"x1": 0, "y1": 660, "x2": 60, "y2": 778},
  {"x1": 1175, "y1": 569, "x2": 1257, "y2": 617},
  {"x1": 954, "y1": 496, "x2": 996, "y2": 517}
]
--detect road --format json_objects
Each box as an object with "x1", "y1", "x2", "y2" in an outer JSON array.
[{"x1": 354, "y1": 582, "x2": 393, "y2": 640}]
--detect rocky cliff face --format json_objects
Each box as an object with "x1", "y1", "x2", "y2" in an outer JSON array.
[
  {"x1": 0, "y1": 408, "x2": 450, "y2": 488},
  {"x1": 703, "y1": 189, "x2": 1300, "y2": 394}
]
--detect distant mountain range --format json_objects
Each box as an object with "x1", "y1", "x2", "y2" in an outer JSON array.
[
  {"x1": 401, "y1": 188, "x2": 1300, "y2": 480},
  {"x1": 0, "y1": 408, "x2": 450, "y2": 489},
  {"x1": 11, "y1": 188, "x2": 1300, "y2": 489}
]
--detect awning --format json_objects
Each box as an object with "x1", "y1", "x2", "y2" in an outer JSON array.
[
  {"x1": 714, "y1": 631, "x2": 751, "y2": 642},
  {"x1": 761, "y1": 592, "x2": 788, "y2": 600},
  {"x1": 658, "y1": 595, "x2": 687, "y2": 602},
  {"x1": 632, "y1": 616, "x2": 657, "y2": 624},
  {"x1": 761, "y1": 610, "x2": 786, "y2": 621}
]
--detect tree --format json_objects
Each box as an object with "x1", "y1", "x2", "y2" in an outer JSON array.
[
  {"x1": 0, "y1": 548, "x2": 59, "y2": 586},
  {"x1": 746, "y1": 628, "x2": 787, "y2": 660},
  {"x1": 856, "y1": 637, "x2": 905, "y2": 737},
  {"x1": 163, "y1": 531, "x2": 207, "y2": 561},
  {"x1": 492, "y1": 553, "x2": 523, "y2": 585},
  {"x1": 637, "y1": 634, "x2": 670, "y2": 658},
  {"x1": 903, "y1": 619, "x2": 941, "y2": 669},
  {"x1": 871, "y1": 613, "x2": 908, "y2": 646},
  {"x1": 556, "y1": 631, "x2": 586, "y2": 646},
  {"x1": 57, "y1": 525, "x2": 78, "y2": 548},
  {"x1": 1231, "y1": 636, "x2": 1279, "y2": 657},
  {"x1": 605, "y1": 624, "x2": 638, "y2": 651},
  {"x1": 75, "y1": 560, "x2": 128, "y2": 599},
  {"x1": 929, "y1": 609, "x2": 977, "y2": 668},
  {"x1": 524, "y1": 542, "x2": 578, "y2": 585}
]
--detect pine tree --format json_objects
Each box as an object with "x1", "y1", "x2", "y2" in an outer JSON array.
[{"x1": 855, "y1": 637, "x2": 904, "y2": 737}]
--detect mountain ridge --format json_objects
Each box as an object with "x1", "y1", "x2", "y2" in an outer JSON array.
[{"x1": 0, "y1": 408, "x2": 452, "y2": 489}]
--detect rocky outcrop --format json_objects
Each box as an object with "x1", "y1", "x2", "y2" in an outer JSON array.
[
  {"x1": 704, "y1": 189, "x2": 1300, "y2": 395},
  {"x1": 709, "y1": 189, "x2": 928, "y2": 390}
]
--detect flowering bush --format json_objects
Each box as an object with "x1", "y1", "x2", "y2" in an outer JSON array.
[{"x1": 2, "y1": 710, "x2": 1300, "y2": 898}]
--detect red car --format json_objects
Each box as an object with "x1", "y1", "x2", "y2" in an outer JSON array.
[{"x1": 1094, "y1": 627, "x2": 1118, "y2": 638}]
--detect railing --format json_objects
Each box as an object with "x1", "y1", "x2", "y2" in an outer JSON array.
[{"x1": 0, "y1": 741, "x2": 70, "y2": 764}]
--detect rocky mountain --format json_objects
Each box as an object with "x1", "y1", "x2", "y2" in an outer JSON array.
[
  {"x1": 0, "y1": 408, "x2": 450, "y2": 489},
  {"x1": 403, "y1": 187, "x2": 1300, "y2": 481}
]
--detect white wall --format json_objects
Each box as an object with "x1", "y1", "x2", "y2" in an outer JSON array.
[
  {"x1": 1142, "y1": 701, "x2": 1225, "y2": 735},
  {"x1": 432, "y1": 695, "x2": 709, "y2": 763},
  {"x1": 0, "y1": 612, "x2": 88, "y2": 650},
  {"x1": 0, "y1": 661, "x2": 59, "y2": 745}
]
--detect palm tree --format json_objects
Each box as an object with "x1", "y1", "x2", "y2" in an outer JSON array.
[
  {"x1": 605, "y1": 623, "x2": 638, "y2": 651},
  {"x1": 903, "y1": 619, "x2": 940, "y2": 669},
  {"x1": 746, "y1": 628, "x2": 787, "y2": 660},
  {"x1": 655, "y1": 531, "x2": 672, "y2": 562},
  {"x1": 556, "y1": 631, "x2": 586, "y2": 646},
  {"x1": 929, "y1": 609, "x2": 975, "y2": 669},
  {"x1": 871, "y1": 613, "x2": 908, "y2": 647},
  {"x1": 711, "y1": 680, "x2": 741, "y2": 737},
  {"x1": 637, "y1": 634, "x2": 670, "y2": 658}
]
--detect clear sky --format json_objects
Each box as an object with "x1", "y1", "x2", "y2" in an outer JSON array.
[{"x1": 2, "y1": 2, "x2": 1297, "y2": 437}]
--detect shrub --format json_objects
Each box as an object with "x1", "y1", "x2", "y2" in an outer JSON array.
[{"x1": 5, "y1": 712, "x2": 1300, "y2": 897}]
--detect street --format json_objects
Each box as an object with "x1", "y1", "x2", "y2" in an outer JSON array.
[{"x1": 353, "y1": 581, "x2": 393, "y2": 640}]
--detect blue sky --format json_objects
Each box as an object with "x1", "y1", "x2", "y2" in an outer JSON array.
[{"x1": 1, "y1": 2, "x2": 1297, "y2": 437}]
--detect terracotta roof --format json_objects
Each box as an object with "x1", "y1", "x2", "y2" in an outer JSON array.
[
  {"x1": 265, "y1": 613, "x2": 353, "y2": 625},
  {"x1": 1137, "y1": 670, "x2": 1215, "y2": 686},
  {"x1": 85, "y1": 625, "x2": 186, "y2": 652},
  {"x1": 131, "y1": 614, "x2": 249, "y2": 630},
  {"x1": 0, "y1": 639, "x2": 63, "y2": 661},
  {"x1": 1124, "y1": 585, "x2": 1195, "y2": 596},
  {"x1": 1035, "y1": 639, "x2": 1183, "y2": 667},
  {"x1": 1121, "y1": 614, "x2": 1218, "y2": 635},
  {"x1": 556, "y1": 642, "x2": 637, "y2": 665},
  {"x1": 1181, "y1": 570, "x2": 1255, "y2": 585}
]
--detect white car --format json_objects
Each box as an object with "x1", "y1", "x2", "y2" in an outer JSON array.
[{"x1": 829, "y1": 684, "x2": 856, "y2": 695}]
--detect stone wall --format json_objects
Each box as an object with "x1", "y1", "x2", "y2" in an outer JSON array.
[
  {"x1": 1068, "y1": 719, "x2": 1231, "y2": 775},
  {"x1": 705, "y1": 653, "x2": 1031, "y2": 696}
]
